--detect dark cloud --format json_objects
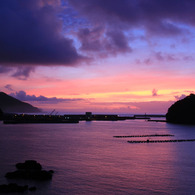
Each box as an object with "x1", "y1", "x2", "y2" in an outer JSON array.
[
  {"x1": 69, "y1": 0, "x2": 195, "y2": 35},
  {"x1": 106, "y1": 30, "x2": 132, "y2": 53},
  {"x1": 12, "y1": 67, "x2": 35, "y2": 80},
  {"x1": 77, "y1": 27, "x2": 131, "y2": 56},
  {"x1": 0, "y1": 0, "x2": 83, "y2": 67},
  {"x1": 77, "y1": 27, "x2": 105, "y2": 52},
  {"x1": 10, "y1": 90, "x2": 83, "y2": 103},
  {"x1": 1, "y1": 0, "x2": 194, "y2": 71},
  {"x1": 65, "y1": 0, "x2": 195, "y2": 59},
  {"x1": 0, "y1": 65, "x2": 34, "y2": 79}
]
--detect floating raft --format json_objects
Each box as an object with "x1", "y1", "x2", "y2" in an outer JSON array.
[
  {"x1": 114, "y1": 134, "x2": 174, "y2": 138},
  {"x1": 127, "y1": 139, "x2": 195, "y2": 143}
]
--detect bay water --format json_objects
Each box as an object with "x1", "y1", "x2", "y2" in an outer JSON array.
[{"x1": 0, "y1": 119, "x2": 195, "y2": 194}]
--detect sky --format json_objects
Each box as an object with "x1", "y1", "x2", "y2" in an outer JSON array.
[{"x1": 0, "y1": 0, "x2": 195, "y2": 114}]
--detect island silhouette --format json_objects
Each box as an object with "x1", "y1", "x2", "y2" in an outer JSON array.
[{"x1": 166, "y1": 94, "x2": 195, "y2": 124}]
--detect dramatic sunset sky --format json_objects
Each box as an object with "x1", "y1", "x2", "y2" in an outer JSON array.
[{"x1": 0, "y1": 0, "x2": 195, "y2": 114}]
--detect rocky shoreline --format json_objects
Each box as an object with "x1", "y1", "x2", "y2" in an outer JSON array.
[{"x1": 0, "y1": 160, "x2": 54, "y2": 193}]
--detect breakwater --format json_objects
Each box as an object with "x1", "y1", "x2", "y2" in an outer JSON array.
[
  {"x1": 3, "y1": 114, "x2": 79, "y2": 124},
  {"x1": 113, "y1": 134, "x2": 174, "y2": 138},
  {"x1": 2, "y1": 112, "x2": 167, "y2": 124},
  {"x1": 127, "y1": 139, "x2": 195, "y2": 143}
]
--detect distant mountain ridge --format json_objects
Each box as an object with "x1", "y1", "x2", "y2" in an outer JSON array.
[{"x1": 0, "y1": 92, "x2": 41, "y2": 113}]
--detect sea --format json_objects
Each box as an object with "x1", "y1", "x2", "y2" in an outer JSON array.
[{"x1": 0, "y1": 117, "x2": 195, "y2": 195}]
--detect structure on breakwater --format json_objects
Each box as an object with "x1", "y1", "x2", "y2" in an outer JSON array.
[{"x1": 62, "y1": 112, "x2": 164, "y2": 121}]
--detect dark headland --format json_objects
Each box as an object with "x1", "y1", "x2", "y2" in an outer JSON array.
[
  {"x1": 0, "y1": 92, "x2": 41, "y2": 113},
  {"x1": 166, "y1": 94, "x2": 195, "y2": 124}
]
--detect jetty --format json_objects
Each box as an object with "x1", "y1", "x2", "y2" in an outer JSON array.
[
  {"x1": 2, "y1": 112, "x2": 167, "y2": 124},
  {"x1": 3, "y1": 114, "x2": 79, "y2": 124},
  {"x1": 2, "y1": 112, "x2": 135, "y2": 124},
  {"x1": 127, "y1": 139, "x2": 195, "y2": 143}
]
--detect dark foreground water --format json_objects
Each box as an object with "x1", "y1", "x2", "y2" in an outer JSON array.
[{"x1": 0, "y1": 119, "x2": 195, "y2": 194}]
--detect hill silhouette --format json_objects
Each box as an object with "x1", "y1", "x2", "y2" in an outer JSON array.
[
  {"x1": 166, "y1": 94, "x2": 195, "y2": 124},
  {"x1": 0, "y1": 92, "x2": 41, "y2": 113}
]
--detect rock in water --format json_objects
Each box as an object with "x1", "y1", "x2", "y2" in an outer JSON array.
[
  {"x1": 0, "y1": 183, "x2": 28, "y2": 193},
  {"x1": 5, "y1": 170, "x2": 53, "y2": 180},
  {"x1": 5, "y1": 160, "x2": 53, "y2": 181},
  {"x1": 16, "y1": 160, "x2": 42, "y2": 170},
  {"x1": 166, "y1": 94, "x2": 195, "y2": 124}
]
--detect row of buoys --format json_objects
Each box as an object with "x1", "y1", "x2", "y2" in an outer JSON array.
[
  {"x1": 127, "y1": 139, "x2": 195, "y2": 143},
  {"x1": 114, "y1": 134, "x2": 174, "y2": 138}
]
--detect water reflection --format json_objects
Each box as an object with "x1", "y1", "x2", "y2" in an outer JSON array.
[{"x1": 0, "y1": 121, "x2": 195, "y2": 194}]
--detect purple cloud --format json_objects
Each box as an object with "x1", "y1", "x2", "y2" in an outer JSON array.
[
  {"x1": 11, "y1": 67, "x2": 35, "y2": 80},
  {"x1": 183, "y1": 56, "x2": 194, "y2": 61},
  {"x1": 10, "y1": 90, "x2": 83, "y2": 103},
  {"x1": 1, "y1": 0, "x2": 195, "y2": 72},
  {"x1": 0, "y1": 0, "x2": 83, "y2": 67},
  {"x1": 0, "y1": 66, "x2": 12, "y2": 73},
  {"x1": 155, "y1": 52, "x2": 177, "y2": 61},
  {"x1": 4, "y1": 84, "x2": 14, "y2": 91},
  {"x1": 152, "y1": 89, "x2": 158, "y2": 96},
  {"x1": 77, "y1": 27, "x2": 105, "y2": 52},
  {"x1": 144, "y1": 58, "x2": 153, "y2": 65},
  {"x1": 69, "y1": 0, "x2": 195, "y2": 36},
  {"x1": 77, "y1": 27, "x2": 131, "y2": 57},
  {"x1": 62, "y1": 0, "x2": 195, "y2": 61},
  {"x1": 106, "y1": 30, "x2": 132, "y2": 53},
  {"x1": 174, "y1": 94, "x2": 186, "y2": 100},
  {"x1": 0, "y1": 65, "x2": 35, "y2": 79}
]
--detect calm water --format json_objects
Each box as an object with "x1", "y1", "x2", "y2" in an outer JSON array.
[{"x1": 0, "y1": 119, "x2": 195, "y2": 194}]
